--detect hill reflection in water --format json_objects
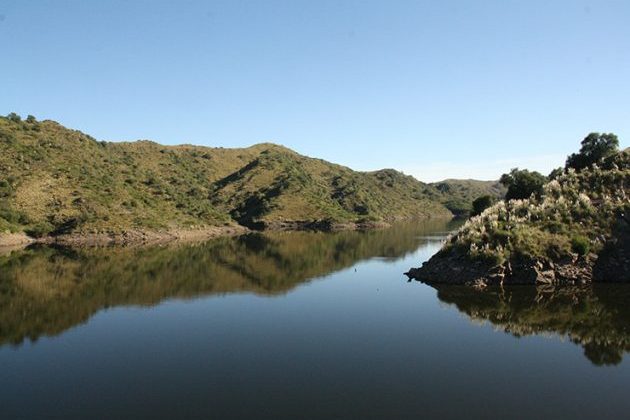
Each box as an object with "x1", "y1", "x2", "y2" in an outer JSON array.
[
  {"x1": 0, "y1": 220, "x2": 455, "y2": 347},
  {"x1": 432, "y1": 284, "x2": 630, "y2": 366}
]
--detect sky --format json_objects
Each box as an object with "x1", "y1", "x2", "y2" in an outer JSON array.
[{"x1": 1, "y1": 0, "x2": 628, "y2": 182}]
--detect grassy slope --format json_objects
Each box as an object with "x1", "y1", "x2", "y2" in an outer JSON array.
[
  {"x1": 431, "y1": 149, "x2": 629, "y2": 276},
  {"x1": 0, "y1": 116, "x2": 452, "y2": 236}
]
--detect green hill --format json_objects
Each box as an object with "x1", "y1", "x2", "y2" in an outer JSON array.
[
  {"x1": 0, "y1": 114, "x2": 453, "y2": 240},
  {"x1": 429, "y1": 179, "x2": 507, "y2": 216},
  {"x1": 409, "y1": 148, "x2": 630, "y2": 285}
]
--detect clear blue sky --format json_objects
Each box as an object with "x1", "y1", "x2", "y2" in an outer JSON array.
[{"x1": 1, "y1": 0, "x2": 628, "y2": 181}]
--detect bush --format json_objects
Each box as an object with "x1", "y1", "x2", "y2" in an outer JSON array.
[
  {"x1": 471, "y1": 195, "x2": 494, "y2": 216},
  {"x1": 25, "y1": 222, "x2": 54, "y2": 238},
  {"x1": 0, "y1": 205, "x2": 21, "y2": 224},
  {"x1": 500, "y1": 168, "x2": 547, "y2": 200},
  {"x1": 571, "y1": 236, "x2": 591, "y2": 256},
  {"x1": 6, "y1": 112, "x2": 21, "y2": 122}
]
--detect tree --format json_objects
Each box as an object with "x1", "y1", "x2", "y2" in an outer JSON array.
[
  {"x1": 6, "y1": 112, "x2": 21, "y2": 122},
  {"x1": 500, "y1": 168, "x2": 547, "y2": 201},
  {"x1": 471, "y1": 195, "x2": 494, "y2": 216},
  {"x1": 566, "y1": 132, "x2": 619, "y2": 171},
  {"x1": 26, "y1": 115, "x2": 36, "y2": 123}
]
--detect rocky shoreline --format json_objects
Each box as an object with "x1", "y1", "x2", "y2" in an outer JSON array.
[
  {"x1": 406, "y1": 226, "x2": 629, "y2": 287},
  {"x1": 0, "y1": 225, "x2": 250, "y2": 248},
  {"x1": 0, "y1": 219, "x2": 398, "y2": 249},
  {"x1": 405, "y1": 251, "x2": 598, "y2": 287},
  {"x1": 257, "y1": 219, "x2": 392, "y2": 231}
]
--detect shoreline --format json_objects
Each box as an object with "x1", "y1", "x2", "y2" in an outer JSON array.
[
  {"x1": 0, "y1": 217, "x2": 443, "y2": 249},
  {"x1": 0, "y1": 225, "x2": 250, "y2": 249}
]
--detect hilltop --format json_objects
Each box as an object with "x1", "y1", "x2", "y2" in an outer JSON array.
[{"x1": 0, "y1": 114, "x2": 467, "y2": 243}]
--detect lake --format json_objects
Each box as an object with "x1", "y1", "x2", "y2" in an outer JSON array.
[{"x1": 1, "y1": 220, "x2": 629, "y2": 419}]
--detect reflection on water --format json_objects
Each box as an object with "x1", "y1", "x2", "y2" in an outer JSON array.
[
  {"x1": 2, "y1": 219, "x2": 630, "y2": 419},
  {"x1": 0, "y1": 220, "x2": 456, "y2": 347},
  {"x1": 432, "y1": 284, "x2": 630, "y2": 365}
]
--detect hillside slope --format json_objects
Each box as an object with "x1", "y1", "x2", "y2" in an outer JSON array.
[
  {"x1": 0, "y1": 115, "x2": 451, "y2": 239},
  {"x1": 408, "y1": 149, "x2": 630, "y2": 285},
  {"x1": 429, "y1": 179, "x2": 507, "y2": 216}
]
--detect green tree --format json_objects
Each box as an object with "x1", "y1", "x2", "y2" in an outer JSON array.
[
  {"x1": 500, "y1": 168, "x2": 547, "y2": 201},
  {"x1": 6, "y1": 112, "x2": 21, "y2": 122},
  {"x1": 25, "y1": 115, "x2": 36, "y2": 123},
  {"x1": 566, "y1": 132, "x2": 619, "y2": 171},
  {"x1": 471, "y1": 195, "x2": 494, "y2": 216}
]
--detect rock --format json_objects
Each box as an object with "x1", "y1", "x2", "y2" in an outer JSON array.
[{"x1": 408, "y1": 253, "x2": 596, "y2": 287}]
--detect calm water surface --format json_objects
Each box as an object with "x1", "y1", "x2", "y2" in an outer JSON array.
[{"x1": 1, "y1": 220, "x2": 629, "y2": 419}]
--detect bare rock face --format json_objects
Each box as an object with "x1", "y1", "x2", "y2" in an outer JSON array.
[{"x1": 404, "y1": 250, "x2": 495, "y2": 286}]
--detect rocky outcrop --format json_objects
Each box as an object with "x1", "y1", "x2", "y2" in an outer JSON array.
[
  {"x1": 406, "y1": 250, "x2": 600, "y2": 287},
  {"x1": 407, "y1": 205, "x2": 630, "y2": 287}
]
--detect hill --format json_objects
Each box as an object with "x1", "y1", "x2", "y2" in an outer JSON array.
[
  {"x1": 408, "y1": 148, "x2": 630, "y2": 285},
  {"x1": 0, "y1": 114, "x2": 454, "y2": 242},
  {"x1": 428, "y1": 179, "x2": 506, "y2": 216}
]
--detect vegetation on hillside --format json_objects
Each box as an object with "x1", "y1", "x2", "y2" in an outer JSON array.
[
  {"x1": 0, "y1": 114, "x2": 455, "y2": 237},
  {"x1": 413, "y1": 133, "x2": 629, "y2": 285},
  {"x1": 499, "y1": 168, "x2": 547, "y2": 200},
  {"x1": 451, "y1": 146, "x2": 627, "y2": 267},
  {"x1": 428, "y1": 179, "x2": 506, "y2": 217},
  {"x1": 471, "y1": 195, "x2": 495, "y2": 216}
]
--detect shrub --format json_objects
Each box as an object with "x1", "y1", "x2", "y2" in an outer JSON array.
[
  {"x1": 571, "y1": 236, "x2": 590, "y2": 256},
  {"x1": 24, "y1": 222, "x2": 54, "y2": 238},
  {"x1": 6, "y1": 112, "x2": 21, "y2": 122},
  {"x1": 472, "y1": 195, "x2": 494, "y2": 216},
  {"x1": 0, "y1": 205, "x2": 21, "y2": 224}
]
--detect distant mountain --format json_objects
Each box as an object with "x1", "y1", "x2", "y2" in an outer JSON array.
[
  {"x1": 429, "y1": 179, "x2": 507, "y2": 216},
  {"x1": 0, "y1": 115, "x2": 463, "y2": 239}
]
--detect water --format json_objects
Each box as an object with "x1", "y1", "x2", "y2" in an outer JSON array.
[{"x1": 1, "y1": 220, "x2": 629, "y2": 419}]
